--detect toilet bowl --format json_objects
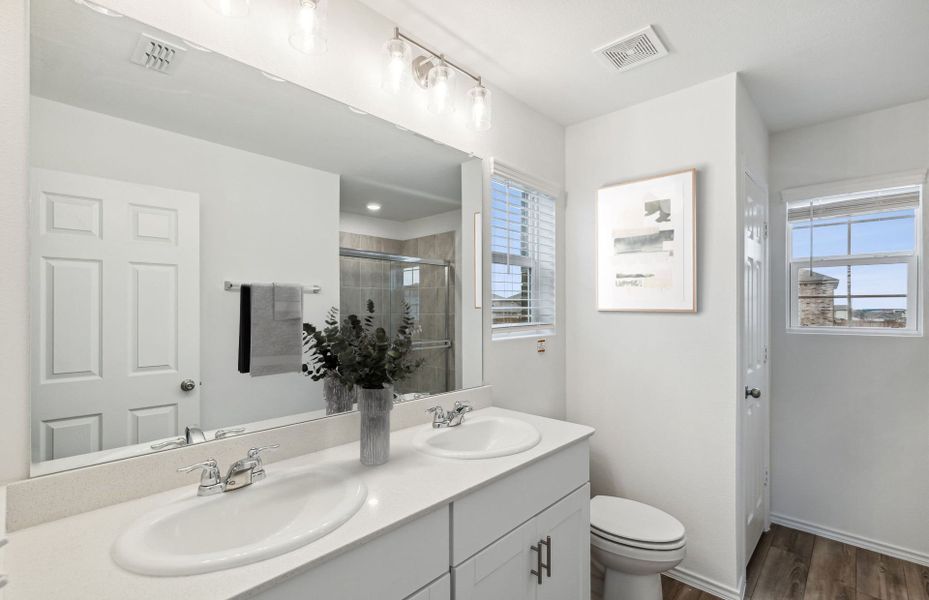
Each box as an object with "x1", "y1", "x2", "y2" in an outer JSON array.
[{"x1": 590, "y1": 496, "x2": 687, "y2": 600}]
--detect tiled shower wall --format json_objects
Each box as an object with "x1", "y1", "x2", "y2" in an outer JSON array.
[{"x1": 339, "y1": 231, "x2": 457, "y2": 395}]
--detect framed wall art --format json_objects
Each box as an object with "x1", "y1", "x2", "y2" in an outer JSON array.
[{"x1": 596, "y1": 168, "x2": 696, "y2": 312}]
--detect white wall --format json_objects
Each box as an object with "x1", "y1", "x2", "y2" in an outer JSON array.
[
  {"x1": 0, "y1": 0, "x2": 567, "y2": 483},
  {"x1": 769, "y1": 99, "x2": 929, "y2": 561},
  {"x1": 0, "y1": 0, "x2": 30, "y2": 485},
  {"x1": 565, "y1": 74, "x2": 742, "y2": 594},
  {"x1": 30, "y1": 97, "x2": 340, "y2": 433}
]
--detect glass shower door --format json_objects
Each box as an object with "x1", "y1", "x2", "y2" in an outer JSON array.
[{"x1": 389, "y1": 260, "x2": 451, "y2": 396}]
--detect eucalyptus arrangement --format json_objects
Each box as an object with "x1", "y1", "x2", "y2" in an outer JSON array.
[
  {"x1": 303, "y1": 300, "x2": 423, "y2": 464},
  {"x1": 302, "y1": 309, "x2": 356, "y2": 415}
]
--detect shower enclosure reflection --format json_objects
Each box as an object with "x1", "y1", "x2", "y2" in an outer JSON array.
[{"x1": 340, "y1": 235, "x2": 456, "y2": 397}]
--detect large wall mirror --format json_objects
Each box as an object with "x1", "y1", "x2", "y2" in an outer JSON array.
[{"x1": 28, "y1": 0, "x2": 485, "y2": 476}]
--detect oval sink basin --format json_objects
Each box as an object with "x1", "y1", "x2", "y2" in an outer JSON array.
[
  {"x1": 112, "y1": 465, "x2": 366, "y2": 576},
  {"x1": 412, "y1": 414, "x2": 541, "y2": 459}
]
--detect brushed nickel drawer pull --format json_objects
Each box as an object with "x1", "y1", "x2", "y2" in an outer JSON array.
[
  {"x1": 530, "y1": 542, "x2": 543, "y2": 585},
  {"x1": 540, "y1": 536, "x2": 552, "y2": 577}
]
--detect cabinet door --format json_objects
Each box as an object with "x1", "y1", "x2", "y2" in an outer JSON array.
[
  {"x1": 534, "y1": 484, "x2": 590, "y2": 600},
  {"x1": 452, "y1": 519, "x2": 537, "y2": 600},
  {"x1": 405, "y1": 573, "x2": 450, "y2": 600}
]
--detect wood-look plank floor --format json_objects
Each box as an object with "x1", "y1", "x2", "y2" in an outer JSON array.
[{"x1": 660, "y1": 525, "x2": 929, "y2": 600}]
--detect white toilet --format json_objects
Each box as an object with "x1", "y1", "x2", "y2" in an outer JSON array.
[{"x1": 590, "y1": 496, "x2": 687, "y2": 600}]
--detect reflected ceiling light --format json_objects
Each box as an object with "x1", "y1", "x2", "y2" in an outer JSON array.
[
  {"x1": 366, "y1": 203, "x2": 382, "y2": 212},
  {"x1": 426, "y1": 58, "x2": 456, "y2": 116},
  {"x1": 382, "y1": 29, "x2": 412, "y2": 94},
  {"x1": 73, "y1": 0, "x2": 123, "y2": 17},
  {"x1": 467, "y1": 80, "x2": 492, "y2": 132},
  {"x1": 289, "y1": 0, "x2": 328, "y2": 55},
  {"x1": 384, "y1": 29, "x2": 491, "y2": 131},
  {"x1": 202, "y1": 0, "x2": 250, "y2": 17}
]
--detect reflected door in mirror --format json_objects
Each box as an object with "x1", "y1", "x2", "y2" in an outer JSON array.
[{"x1": 30, "y1": 169, "x2": 201, "y2": 461}]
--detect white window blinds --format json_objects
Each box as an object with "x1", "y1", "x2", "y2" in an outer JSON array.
[
  {"x1": 787, "y1": 187, "x2": 920, "y2": 223},
  {"x1": 490, "y1": 164, "x2": 557, "y2": 330}
]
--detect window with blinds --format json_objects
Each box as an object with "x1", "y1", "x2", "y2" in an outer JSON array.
[
  {"x1": 490, "y1": 166, "x2": 557, "y2": 332},
  {"x1": 787, "y1": 184, "x2": 922, "y2": 333}
]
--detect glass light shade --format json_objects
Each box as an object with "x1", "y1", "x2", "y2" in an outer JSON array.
[
  {"x1": 381, "y1": 38, "x2": 412, "y2": 94},
  {"x1": 202, "y1": 0, "x2": 250, "y2": 17},
  {"x1": 426, "y1": 63, "x2": 456, "y2": 116},
  {"x1": 289, "y1": 0, "x2": 328, "y2": 55},
  {"x1": 467, "y1": 84, "x2": 492, "y2": 131}
]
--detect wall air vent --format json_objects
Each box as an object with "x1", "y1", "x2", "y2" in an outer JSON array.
[
  {"x1": 593, "y1": 25, "x2": 668, "y2": 72},
  {"x1": 130, "y1": 34, "x2": 186, "y2": 74}
]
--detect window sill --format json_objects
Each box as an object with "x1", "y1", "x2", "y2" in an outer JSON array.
[
  {"x1": 786, "y1": 326, "x2": 922, "y2": 338},
  {"x1": 492, "y1": 327, "x2": 557, "y2": 341}
]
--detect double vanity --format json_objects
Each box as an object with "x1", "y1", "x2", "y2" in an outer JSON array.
[{"x1": 3, "y1": 405, "x2": 594, "y2": 599}]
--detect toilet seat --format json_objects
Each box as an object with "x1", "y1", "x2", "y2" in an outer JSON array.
[
  {"x1": 591, "y1": 528, "x2": 687, "y2": 552},
  {"x1": 590, "y1": 496, "x2": 686, "y2": 551}
]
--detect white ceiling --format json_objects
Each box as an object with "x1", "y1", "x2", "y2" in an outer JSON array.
[
  {"x1": 360, "y1": 0, "x2": 929, "y2": 131},
  {"x1": 31, "y1": 0, "x2": 469, "y2": 222}
]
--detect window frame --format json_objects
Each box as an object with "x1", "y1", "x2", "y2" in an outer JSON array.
[
  {"x1": 784, "y1": 180, "x2": 924, "y2": 337},
  {"x1": 489, "y1": 163, "x2": 558, "y2": 339}
]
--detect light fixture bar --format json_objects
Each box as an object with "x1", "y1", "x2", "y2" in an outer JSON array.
[{"x1": 394, "y1": 28, "x2": 481, "y2": 85}]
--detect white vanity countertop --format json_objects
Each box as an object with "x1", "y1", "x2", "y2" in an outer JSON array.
[{"x1": 3, "y1": 408, "x2": 594, "y2": 600}]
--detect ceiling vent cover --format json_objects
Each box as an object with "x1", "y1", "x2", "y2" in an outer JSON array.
[
  {"x1": 130, "y1": 34, "x2": 186, "y2": 74},
  {"x1": 594, "y1": 25, "x2": 668, "y2": 72}
]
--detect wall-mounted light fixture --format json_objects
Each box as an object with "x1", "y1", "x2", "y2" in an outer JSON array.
[
  {"x1": 383, "y1": 28, "x2": 493, "y2": 131},
  {"x1": 289, "y1": 0, "x2": 328, "y2": 55},
  {"x1": 202, "y1": 0, "x2": 250, "y2": 17}
]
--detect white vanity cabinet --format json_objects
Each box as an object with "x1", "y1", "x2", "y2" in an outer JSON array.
[
  {"x1": 451, "y1": 441, "x2": 591, "y2": 600},
  {"x1": 252, "y1": 439, "x2": 591, "y2": 600},
  {"x1": 251, "y1": 506, "x2": 450, "y2": 600}
]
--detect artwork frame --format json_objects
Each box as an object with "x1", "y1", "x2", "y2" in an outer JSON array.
[{"x1": 596, "y1": 168, "x2": 697, "y2": 312}]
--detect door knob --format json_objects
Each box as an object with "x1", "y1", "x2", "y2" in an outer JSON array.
[
  {"x1": 180, "y1": 379, "x2": 197, "y2": 392},
  {"x1": 745, "y1": 387, "x2": 762, "y2": 399}
]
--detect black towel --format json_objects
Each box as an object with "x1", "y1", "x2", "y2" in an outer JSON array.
[{"x1": 237, "y1": 284, "x2": 251, "y2": 373}]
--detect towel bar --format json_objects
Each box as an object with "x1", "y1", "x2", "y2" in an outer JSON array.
[{"x1": 224, "y1": 281, "x2": 322, "y2": 294}]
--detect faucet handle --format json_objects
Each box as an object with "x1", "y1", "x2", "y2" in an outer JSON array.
[
  {"x1": 426, "y1": 405, "x2": 446, "y2": 418},
  {"x1": 151, "y1": 436, "x2": 187, "y2": 450},
  {"x1": 454, "y1": 400, "x2": 473, "y2": 412},
  {"x1": 178, "y1": 458, "x2": 219, "y2": 476},
  {"x1": 177, "y1": 458, "x2": 223, "y2": 495},
  {"x1": 214, "y1": 427, "x2": 246, "y2": 439},
  {"x1": 247, "y1": 444, "x2": 280, "y2": 460}
]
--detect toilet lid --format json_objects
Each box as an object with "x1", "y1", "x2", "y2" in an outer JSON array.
[{"x1": 590, "y1": 496, "x2": 685, "y2": 545}]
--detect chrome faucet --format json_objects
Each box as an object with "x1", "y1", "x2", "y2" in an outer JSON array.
[
  {"x1": 426, "y1": 401, "x2": 473, "y2": 428},
  {"x1": 177, "y1": 445, "x2": 279, "y2": 496},
  {"x1": 185, "y1": 425, "x2": 207, "y2": 444}
]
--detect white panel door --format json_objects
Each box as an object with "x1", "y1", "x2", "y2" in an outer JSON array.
[
  {"x1": 453, "y1": 518, "x2": 537, "y2": 600},
  {"x1": 535, "y1": 484, "x2": 590, "y2": 600},
  {"x1": 31, "y1": 168, "x2": 200, "y2": 461},
  {"x1": 741, "y1": 171, "x2": 770, "y2": 560}
]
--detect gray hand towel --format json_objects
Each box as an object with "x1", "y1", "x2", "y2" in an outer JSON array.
[
  {"x1": 273, "y1": 283, "x2": 303, "y2": 321},
  {"x1": 249, "y1": 284, "x2": 302, "y2": 377}
]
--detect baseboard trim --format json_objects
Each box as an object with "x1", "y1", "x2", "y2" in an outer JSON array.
[
  {"x1": 770, "y1": 512, "x2": 929, "y2": 567},
  {"x1": 666, "y1": 566, "x2": 743, "y2": 600}
]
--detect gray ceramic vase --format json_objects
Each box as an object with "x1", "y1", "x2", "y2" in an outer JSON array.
[
  {"x1": 358, "y1": 386, "x2": 394, "y2": 466},
  {"x1": 324, "y1": 374, "x2": 355, "y2": 415}
]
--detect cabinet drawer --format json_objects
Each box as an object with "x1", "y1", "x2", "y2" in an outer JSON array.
[
  {"x1": 251, "y1": 506, "x2": 449, "y2": 600},
  {"x1": 451, "y1": 440, "x2": 589, "y2": 565}
]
